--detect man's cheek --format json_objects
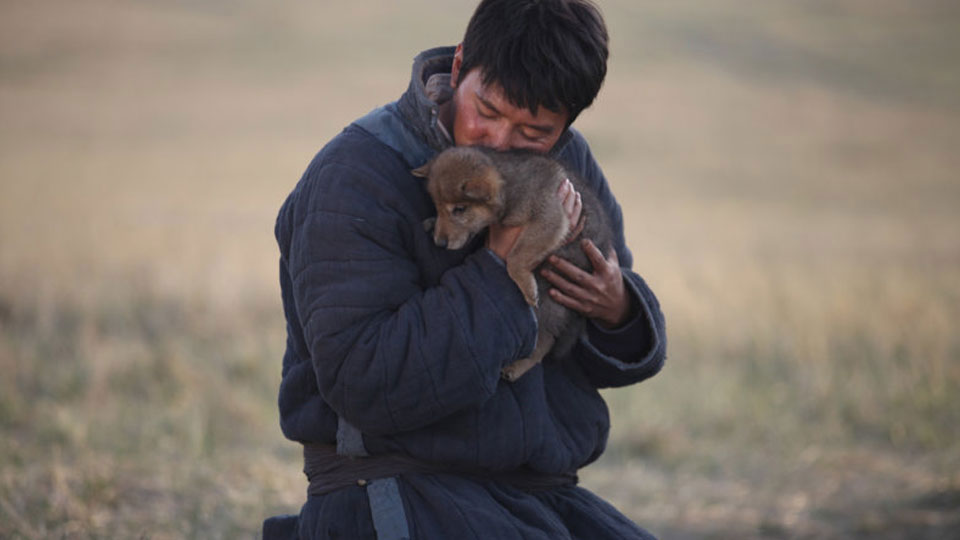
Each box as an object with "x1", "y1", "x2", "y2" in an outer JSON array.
[{"x1": 457, "y1": 119, "x2": 485, "y2": 146}]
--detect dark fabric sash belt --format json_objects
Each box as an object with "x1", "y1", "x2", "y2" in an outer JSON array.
[{"x1": 303, "y1": 443, "x2": 578, "y2": 497}]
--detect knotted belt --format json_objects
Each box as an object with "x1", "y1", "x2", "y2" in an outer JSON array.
[{"x1": 303, "y1": 443, "x2": 578, "y2": 497}]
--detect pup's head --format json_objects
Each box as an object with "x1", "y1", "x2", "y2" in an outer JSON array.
[{"x1": 412, "y1": 147, "x2": 505, "y2": 250}]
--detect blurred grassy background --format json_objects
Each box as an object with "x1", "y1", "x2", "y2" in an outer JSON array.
[{"x1": 2, "y1": 0, "x2": 958, "y2": 538}]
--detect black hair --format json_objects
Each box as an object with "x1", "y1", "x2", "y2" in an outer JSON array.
[{"x1": 458, "y1": 0, "x2": 609, "y2": 126}]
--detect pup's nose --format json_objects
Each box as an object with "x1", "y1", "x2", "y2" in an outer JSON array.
[{"x1": 434, "y1": 236, "x2": 447, "y2": 249}]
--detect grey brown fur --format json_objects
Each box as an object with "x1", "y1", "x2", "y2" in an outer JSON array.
[{"x1": 413, "y1": 146, "x2": 613, "y2": 381}]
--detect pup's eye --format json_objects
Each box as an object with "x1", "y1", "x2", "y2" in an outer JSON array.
[{"x1": 451, "y1": 206, "x2": 466, "y2": 216}]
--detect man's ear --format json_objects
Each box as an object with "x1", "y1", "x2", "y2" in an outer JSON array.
[
  {"x1": 411, "y1": 162, "x2": 431, "y2": 178},
  {"x1": 450, "y1": 43, "x2": 463, "y2": 87}
]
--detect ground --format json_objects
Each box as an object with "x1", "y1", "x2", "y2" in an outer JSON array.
[{"x1": 1, "y1": 1, "x2": 958, "y2": 537}]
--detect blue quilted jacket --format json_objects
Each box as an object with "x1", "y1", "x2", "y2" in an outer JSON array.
[{"x1": 266, "y1": 47, "x2": 666, "y2": 540}]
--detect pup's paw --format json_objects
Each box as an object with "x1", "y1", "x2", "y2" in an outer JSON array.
[
  {"x1": 501, "y1": 365, "x2": 523, "y2": 382},
  {"x1": 501, "y1": 357, "x2": 538, "y2": 382}
]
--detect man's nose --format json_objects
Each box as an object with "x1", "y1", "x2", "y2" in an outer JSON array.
[{"x1": 485, "y1": 127, "x2": 511, "y2": 151}]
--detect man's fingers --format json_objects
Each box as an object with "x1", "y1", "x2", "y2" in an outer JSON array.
[
  {"x1": 557, "y1": 179, "x2": 582, "y2": 231},
  {"x1": 557, "y1": 178, "x2": 574, "y2": 209},
  {"x1": 543, "y1": 246, "x2": 629, "y2": 325},
  {"x1": 606, "y1": 246, "x2": 620, "y2": 267},
  {"x1": 547, "y1": 255, "x2": 593, "y2": 286},
  {"x1": 581, "y1": 239, "x2": 610, "y2": 273},
  {"x1": 541, "y1": 267, "x2": 592, "y2": 300},
  {"x1": 601, "y1": 248, "x2": 622, "y2": 281},
  {"x1": 548, "y1": 287, "x2": 593, "y2": 316}
]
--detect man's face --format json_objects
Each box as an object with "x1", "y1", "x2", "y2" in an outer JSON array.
[{"x1": 448, "y1": 46, "x2": 568, "y2": 153}]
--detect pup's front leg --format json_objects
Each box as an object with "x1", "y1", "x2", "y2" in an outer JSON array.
[
  {"x1": 502, "y1": 330, "x2": 557, "y2": 382},
  {"x1": 506, "y1": 262, "x2": 538, "y2": 306},
  {"x1": 501, "y1": 217, "x2": 566, "y2": 307}
]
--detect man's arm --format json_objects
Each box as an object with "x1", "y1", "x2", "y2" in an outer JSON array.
[
  {"x1": 281, "y1": 159, "x2": 538, "y2": 436},
  {"x1": 546, "y1": 130, "x2": 667, "y2": 387}
]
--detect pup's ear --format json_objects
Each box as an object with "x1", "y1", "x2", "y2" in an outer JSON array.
[
  {"x1": 461, "y1": 177, "x2": 492, "y2": 202},
  {"x1": 411, "y1": 162, "x2": 431, "y2": 178}
]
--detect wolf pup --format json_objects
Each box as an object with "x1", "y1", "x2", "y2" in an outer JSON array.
[{"x1": 413, "y1": 146, "x2": 614, "y2": 382}]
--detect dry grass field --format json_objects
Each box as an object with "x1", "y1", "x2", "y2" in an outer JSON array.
[{"x1": 2, "y1": 0, "x2": 959, "y2": 538}]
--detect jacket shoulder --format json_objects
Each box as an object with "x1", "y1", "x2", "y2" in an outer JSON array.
[
  {"x1": 274, "y1": 124, "x2": 419, "y2": 253},
  {"x1": 553, "y1": 128, "x2": 595, "y2": 174}
]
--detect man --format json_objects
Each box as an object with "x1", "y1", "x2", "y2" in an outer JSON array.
[{"x1": 264, "y1": 0, "x2": 666, "y2": 538}]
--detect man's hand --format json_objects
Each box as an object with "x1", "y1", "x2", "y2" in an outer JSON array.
[
  {"x1": 486, "y1": 178, "x2": 582, "y2": 260},
  {"x1": 486, "y1": 222, "x2": 524, "y2": 260},
  {"x1": 541, "y1": 241, "x2": 632, "y2": 329}
]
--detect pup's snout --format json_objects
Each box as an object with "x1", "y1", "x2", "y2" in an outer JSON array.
[{"x1": 424, "y1": 217, "x2": 450, "y2": 248}]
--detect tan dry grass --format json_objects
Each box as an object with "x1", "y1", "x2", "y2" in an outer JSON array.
[{"x1": 2, "y1": 0, "x2": 959, "y2": 537}]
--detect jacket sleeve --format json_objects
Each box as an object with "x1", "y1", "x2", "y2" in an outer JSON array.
[
  {"x1": 283, "y1": 160, "x2": 537, "y2": 436},
  {"x1": 577, "y1": 269, "x2": 667, "y2": 388},
  {"x1": 559, "y1": 131, "x2": 667, "y2": 388}
]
